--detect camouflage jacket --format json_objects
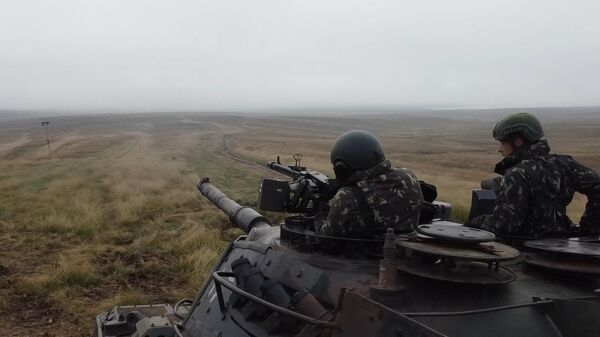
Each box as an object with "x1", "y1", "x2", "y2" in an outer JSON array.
[
  {"x1": 467, "y1": 140, "x2": 600, "y2": 237},
  {"x1": 316, "y1": 160, "x2": 423, "y2": 238}
]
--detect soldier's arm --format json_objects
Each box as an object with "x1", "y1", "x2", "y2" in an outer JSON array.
[
  {"x1": 572, "y1": 162, "x2": 600, "y2": 235},
  {"x1": 466, "y1": 169, "x2": 530, "y2": 234},
  {"x1": 318, "y1": 187, "x2": 357, "y2": 237}
]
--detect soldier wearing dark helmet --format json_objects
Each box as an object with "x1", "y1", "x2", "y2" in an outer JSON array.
[
  {"x1": 316, "y1": 130, "x2": 424, "y2": 238},
  {"x1": 466, "y1": 112, "x2": 600, "y2": 237}
]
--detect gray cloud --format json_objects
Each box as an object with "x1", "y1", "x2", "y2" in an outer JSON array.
[{"x1": 1, "y1": 0, "x2": 599, "y2": 112}]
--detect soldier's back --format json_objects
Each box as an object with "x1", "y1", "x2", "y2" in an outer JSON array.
[
  {"x1": 322, "y1": 163, "x2": 424, "y2": 238},
  {"x1": 354, "y1": 167, "x2": 424, "y2": 235},
  {"x1": 511, "y1": 153, "x2": 579, "y2": 236}
]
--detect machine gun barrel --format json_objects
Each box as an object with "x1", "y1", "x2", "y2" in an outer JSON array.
[
  {"x1": 197, "y1": 178, "x2": 271, "y2": 233},
  {"x1": 268, "y1": 162, "x2": 302, "y2": 180}
]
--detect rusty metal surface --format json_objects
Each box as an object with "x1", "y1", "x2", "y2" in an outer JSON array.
[
  {"x1": 524, "y1": 239, "x2": 600, "y2": 257},
  {"x1": 397, "y1": 240, "x2": 520, "y2": 262},
  {"x1": 417, "y1": 224, "x2": 495, "y2": 243},
  {"x1": 398, "y1": 261, "x2": 516, "y2": 285},
  {"x1": 523, "y1": 253, "x2": 600, "y2": 274}
]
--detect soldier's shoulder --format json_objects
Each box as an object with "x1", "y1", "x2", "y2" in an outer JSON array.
[
  {"x1": 391, "y1": 167, "x2": 418, "y2": 178},
  {"x1": 389, "y1": 167, "x2": 420, "y2": 185},
  {"x1": 330, "y1": 186, "x2": 358, "y2": 210},
  {"x1": 552, "y1": 153, "x2": 579, "y2": 165},
  {"x1": 552, "y1": 154, "x2": 597, "y2": 175},
  {"x1": 524, "y1": 153, "x2": 581, "y2": 172},
  {"x1": 333, "y1": 186, "x2": 355, "y2": 200}
]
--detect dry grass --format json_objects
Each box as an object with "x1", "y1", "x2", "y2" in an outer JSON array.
[
  {"x1": 0, "y1": 111, "x2": 598, "y2": 336},
  {"x1": 0, "y1": 115, "x2": 264, "y2": 336}
]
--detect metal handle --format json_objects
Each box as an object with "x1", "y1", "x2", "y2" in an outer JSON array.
[{"x1": 212, "y1": 271, "x2": 338, "y2": 330}]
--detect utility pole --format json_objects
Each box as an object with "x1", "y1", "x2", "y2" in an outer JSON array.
[{"x1": 41, "y1": 121, "x2": 51, "y2": 159}]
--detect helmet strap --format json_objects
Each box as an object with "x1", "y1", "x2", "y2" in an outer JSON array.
[{"x1": 333, "y1": 161, "x2": 353, "y2": 183}]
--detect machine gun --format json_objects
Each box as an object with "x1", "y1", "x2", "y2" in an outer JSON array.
[
  {"x1": 259, "y1": 153, "x2": 455, "y2": 226},
  {"x1": 258, "y1": 154, "x2": 337, "y2": 214}
]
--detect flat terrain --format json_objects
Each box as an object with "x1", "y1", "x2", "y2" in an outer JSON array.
[{"x1": 0, "y1": 110, "x2": 599, "y2": 336}]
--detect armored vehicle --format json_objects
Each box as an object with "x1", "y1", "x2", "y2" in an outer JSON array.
[{"x1": 96, "y1": 156, "x2": 600, "y2": 337}]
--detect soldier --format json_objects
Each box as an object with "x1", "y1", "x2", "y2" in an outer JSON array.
[
  {"x1": 316, "y1": 130, "x2": 424, "y2": 238},
  {"x1": 466, "y1": 112, "x2": 600, "y2": 237}
]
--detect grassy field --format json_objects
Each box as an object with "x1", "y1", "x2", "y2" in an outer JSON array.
[{"x1": 0, "y1": 111, "x2": 598, "y2": 336}]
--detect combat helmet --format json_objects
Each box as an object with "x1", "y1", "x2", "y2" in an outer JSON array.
[
  {"x1": 493, "y1": 112, "x2": 545, "y2": 142},
  {"x1": 330, "y1": 130, "x2": 385, "y2": 178}
]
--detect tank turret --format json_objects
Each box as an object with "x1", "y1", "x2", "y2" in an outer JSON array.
[{"x1": 95, "y1": 157, "x2": 600, "y2": 337}]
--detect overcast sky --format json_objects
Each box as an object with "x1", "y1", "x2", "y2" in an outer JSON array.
[{"x1": 0, "y1": 0, "x2": 599, "y2": 113}]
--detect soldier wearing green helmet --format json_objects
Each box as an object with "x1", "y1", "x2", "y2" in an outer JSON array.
[
  {"x1": 493, "y1": 112, "x2": 545, "y2": 143},
  {"x1": 466, "y1": 112, "x2": 600, "y2": 237},
  {"x1": 316, "y1": 130, "x2": 424, "y2": 238}
]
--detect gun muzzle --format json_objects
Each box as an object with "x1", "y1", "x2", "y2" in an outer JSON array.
[
  {"x1": 197, "y1": 178, "x2": 271, "y2": 233},
  {"x1": 268, "y1": 162, "x2": 302, "y2": 179}
]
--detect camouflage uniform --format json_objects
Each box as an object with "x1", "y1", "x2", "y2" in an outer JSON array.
[
  {"x1": 316, "y1": 160, "x2": 423, "y2": 238},
  {"x1": 467, "y1": 140, "x2": 600, "y2": 237}
]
